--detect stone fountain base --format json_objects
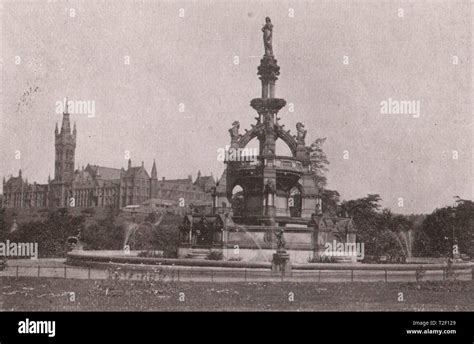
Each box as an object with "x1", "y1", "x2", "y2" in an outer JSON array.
[{"x1": 271, "y1": 249, "x2": 292, "y2": 275}]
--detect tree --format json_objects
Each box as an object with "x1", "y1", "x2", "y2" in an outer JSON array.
[
  {"x1": 307, "y1": 138, "x2": 329, "y2": 189},
  {"x1": 320, "y1": 189, "x2": 340, "y2": 215},
  {"x1": 0, "y1": 208, "x2": 8, "y2": 243},
  {"x1": 339, "y1": 194, "x2": 384, "y2": 256},
  {"x1": 6, "y1": 208, "x2": 84, "y2": 258},
  {"x1": 81, "y1": 205, "x2": 122, "y2": 250},
  {"x1": 420, "y1": 198, "x2": 474, "y2": 257}
]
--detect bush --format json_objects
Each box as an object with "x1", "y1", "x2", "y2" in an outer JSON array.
[
  {"x1": 137, "y1": 250, "x2": 164, "y2": 258},
  {"x1": 81, "y1": 208, "x2": 96, "y2": 216},
  {"x1": 6, "y1": 208, "x2": 84, "y2": 258},
  {"x1": 149, "y1": 214, "x2": 180, "y2": 258},
  {"x1": 415, "y1": 266, "x2": 426, "y2": 282},
  {"x1": 445, "y1": 259, "x2": 457, "y2": 281},
  {"x1": 81, "y1": 223, "x2": 123, "y2": 251},
  {"x1": 308, "y1": 255, "x2": 336, "y2": 263},
  {"x1": 228, "y1": 256, "x2": 243, "y2": 261},
  {"x1": 207, "y1": 250, "x2": 223, "y2": 261},
  {"x1": 0, "y1": 208, "x2": 183, "y2": 258}
]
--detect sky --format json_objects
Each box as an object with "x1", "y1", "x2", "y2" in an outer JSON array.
[{"x1": 0, "y1": 0, "x2": 472, "y2": 214}]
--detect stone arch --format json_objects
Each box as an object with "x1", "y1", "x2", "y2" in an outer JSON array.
[
  {"x1": 237, "y1": 124, "x2": 298, "y2": 156},
  {"x1": 275, "y1": 138, "x2": 293, "y2": 156},
  {"x1": 238, "y1": 123, "x2": 264, "y2": 149},
  {"x1": 231, "y1": 184, "x2": 245, "y2": 216},
  {"x1": 275, "y1": 126, "x2": 297, "y2": 156}
]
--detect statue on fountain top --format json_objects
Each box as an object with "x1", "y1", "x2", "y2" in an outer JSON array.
[{"x1": 262, "y1": 17, "x2": 273, "y2": 56}]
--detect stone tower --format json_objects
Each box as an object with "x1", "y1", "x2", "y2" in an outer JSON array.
[
  {"x1": 54, "y1": 101, "x2": 76, "y2": 183},
  {"x1": 150, "y1": 159, "x2": 158, "y2": 197},
  {"x1": 50, "y1": 100, "x2": 76, "y2": 207}
]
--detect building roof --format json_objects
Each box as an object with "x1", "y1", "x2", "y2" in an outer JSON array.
[
  {"x1": 3, "y1": 175, "x2": 49, "y2": 193},
  {"x1": 312, "y1": 215, "x2": 356, "y2": 233},
  {"x1": 72, "y1": 170, "x2": 98, "y2": 188},
  {"x1": 85, "y1": 165, "x2": 123, "y2": 180},
  {"x1": 4, "y1": 176, "x2": 26, "y2": 192},
  {"x1": 123, "y1": 166, "x2": 150, "y2": 179},
  {"x1": 160, "y1": 177, "x2": 193, "y2": 185},
  {"x1": 194, "y1": 175, "x2": 216, "y2": 191},
  {"x1": 27, "y1": 183, "x2": 48, "y2": 191}
]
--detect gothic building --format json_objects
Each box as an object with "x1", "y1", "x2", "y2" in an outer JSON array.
[{"x1": 2, "y1": 108, "x2": 215, "y2": 209}]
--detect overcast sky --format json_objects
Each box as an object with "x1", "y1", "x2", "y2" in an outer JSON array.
[{"x1": 0, "y1": 0, "x2": 472, "y2": 214}]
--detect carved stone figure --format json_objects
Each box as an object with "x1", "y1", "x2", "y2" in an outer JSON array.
[
  {"x1": 262, "y1": 17, "x2": 273, "y2": 56},
  {"x1": 295, "y1": 122, "x2": 307, "y2": 144},
  {"x1": 229, "y1": 121, "x2": 241, "y2": 141},
  {"x1": 264, "y1": 179, "x2": 275, "y2": 194},
  {"x1": 275, "y1": 229, "x2": 286, "y2": 249}
]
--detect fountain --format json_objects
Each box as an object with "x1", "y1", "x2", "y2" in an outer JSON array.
[
  {"x1": 385, "y1": 229, "x2": 414, "y2": 261},
  {"x1": 398, "y1": 229, "x2": 414, "y2": 258},
  {"x1": 176, "y1": 17, "x2": 357, "y2": 264},
  {"x1": 233, "y1": 224, "x2": 271, "y2": 262}
]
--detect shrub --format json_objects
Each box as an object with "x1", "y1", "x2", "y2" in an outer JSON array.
[
  {"x1": 228, "y1": 256, "x2": 243, "y2": 261},
  {"x1": 308, "y1": 255, "x2": 336, "y2": 263},
  {"x1": 137, "y1": 250, "x2": 164, "y2": 258},
  {"x1": 415, "y1": 266, "x2": 426, "y2": 282},
  {"x1": 6, "y1": 208, "x2": 84, "y2": 258},
  {"x1": 81, "y1": 208, "x2": 96, "y2": 216},
  {"x1": 445, "y1": 259, "x2": 457, "y2": 281},
  {"x1": 207, "y1": 250, "x2": 223, "y2": 261}
]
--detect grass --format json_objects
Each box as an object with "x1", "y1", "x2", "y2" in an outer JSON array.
[{"x1": 1, "y1": 277, "x2": 473, "y2": 311}]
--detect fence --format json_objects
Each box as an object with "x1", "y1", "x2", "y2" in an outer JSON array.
[{"x1": 1, "y1": 264, "x2": 473, "y2": 283}]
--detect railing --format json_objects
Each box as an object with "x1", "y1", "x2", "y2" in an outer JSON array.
[
  {"x1": 225, "y1": 155, "x2": 305, "y2": 173},
  {"x1": 1, "y1": 263, "x2": 473, "y2": 283},
  {"x1": 274, "y1": 158, "x2": 303, "y2": 172}
]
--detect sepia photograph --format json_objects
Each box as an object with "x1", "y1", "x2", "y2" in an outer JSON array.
[{"x1": 0, "y1": 0, "x2": 473, "y2": 341}]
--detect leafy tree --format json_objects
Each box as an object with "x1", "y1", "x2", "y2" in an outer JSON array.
[
  {"x1": 81, "y1": 223, "x2": 123, "y2": 250},
  {"x1": 307, "y1": 138, "x2": 329, "y2": 189},
  {"x1": 0, "y1": 207, "x2": 7, "y2": 242},
  {"x1": 420, "y1": 198, "x2": 474, "y2": 257},
  {"x1": 339, "y1": 195, "x2": 418, "y2": 258},
  {"x1": 339, "y1": 194, "x2": 384, "y2": 256},
  {"x1": 320, "y1": 189, "x2": 340, "y2": 215},
  {"x1": 7, "y1": 208, "x2": 84, "y2": 258},
  {"x1": 413, "y1": 229, "x2": 432, "y2": 257},
  {"x1": 81, "y1": 207, "x2": 96, "y2": 216},
  {"x1": 145, "y1": 211, "x2": 157, "y2": 223},
  {"x1": 81, "y1": 205, "x2": 122, "y2": 250}
]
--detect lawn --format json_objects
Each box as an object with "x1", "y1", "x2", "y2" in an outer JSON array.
[{"x1": 1, "y1": 277, "x2": 472, "y2": 311}]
